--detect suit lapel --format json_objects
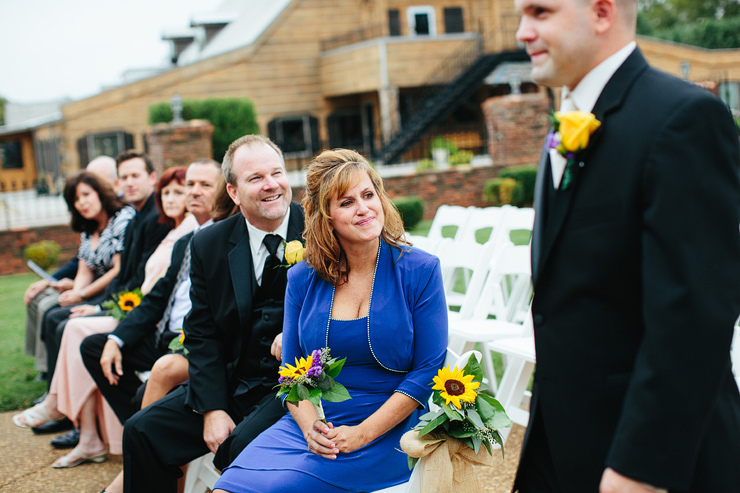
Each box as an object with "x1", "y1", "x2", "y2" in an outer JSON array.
[
  {"x1": 531, "y1": 144, "x2": 550, "y2": 285},
  {"x1": 228, "y1": 217, "x2": 253, "y2": 332},
  {"x1": 286, "y1": 202, "x2": 305, "y2": 243},
  {"x1": 534, "y1": 48, "x2": 649, "y2": 282}
]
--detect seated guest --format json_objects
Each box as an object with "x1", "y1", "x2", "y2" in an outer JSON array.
[
  {"x1": 123, "y1": 135, "x2": 304, "y2": 493},
  {"x1": 11, "y1": 164, "x2": 198, "y2": 461},
  {"x1": 40, "y1": 151, "x2": 170, "y2": 394},
  {"x1": 24, "y1": 155, "x2": 119, "y2": 376},
  {"x1": 213, "y1": 149, "x2": 447, "y2": 493}
]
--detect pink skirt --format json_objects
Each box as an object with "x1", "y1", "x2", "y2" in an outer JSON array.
[{"x1": 50, "y1": 316, "x2": 123, "y2": 454}]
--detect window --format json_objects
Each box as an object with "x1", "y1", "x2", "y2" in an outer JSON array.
[
  {"x1": 407, "y1": 6, "x2": 437, "y2": 36},
  {"x1": 77, "y1": 131, "x2": 133, "y2": 166},
  {"x1": 327, "y1": 110, "x2": 364, "y2": 150},
  {"x1": 0, "y1": 140, "x2": 23, "y2": 170},
  {"x1": 267, "y1": 115, "x2": 319, "y2": 157},
  {"x1": 444, "y1": 7, "x2": 464, "y2": 33},
  {"x1": 388, "y1": 9, "x2": 401, "y2": 36},
  {"x1": 719, "y1": 82, "x2": 739, "y2": 112}
]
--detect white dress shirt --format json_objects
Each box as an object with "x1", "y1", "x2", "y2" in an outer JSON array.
[
  {"x1": 550, "y1": 41, "x2": 637, "y2": 188},
  {"x1": 245, "y1": 209, "x2": 291, "y2": 286}
]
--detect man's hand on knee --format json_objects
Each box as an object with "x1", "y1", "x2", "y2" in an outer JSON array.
[{"x1": 203, "y1": 410, "x2": 235, "y2": 454}]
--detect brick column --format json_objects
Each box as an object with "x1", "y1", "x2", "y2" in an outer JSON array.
[
  {"x1": 482, "y1": 93, "x2": 550, "y2": 167},
  {"x1": 145, "y1": 120, "x2": 214, "y2": 174}
]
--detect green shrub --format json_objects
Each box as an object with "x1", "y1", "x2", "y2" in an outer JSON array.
[
  {"x1": 484, "y1": 178, "x2": 523, "y2": 206},
  {"x1": 23, "y1": 240, "x2": 61, "y2": 270},
  {"x1": 430, "y1": 137, "x2": 458, "y2": 156},
  {"x1": 484, "y1": 178, "x2": 504, "y2": 206},
  {"x1": 449, "y1": 150, "x2": 473, "y2": 166},
  {"x1": 148, "y1": 98, "x2": 259, "y2": 163},
  {"x1": 393, "y1": 196, "x2": 425, "y2": 230},
  {"x1": 499, "y1": 164, "x2": 538, "y2": 206},
  {"x1": 416, "y1": 158, "x2": 436, "y2": 173}
]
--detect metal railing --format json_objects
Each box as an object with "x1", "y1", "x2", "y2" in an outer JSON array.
[
  {"x1": 0, "y1": 183, "x2": 70, "y2": 231},
  {"x1": 320, "y1": 23, "x2": 386, "y2": 52}
]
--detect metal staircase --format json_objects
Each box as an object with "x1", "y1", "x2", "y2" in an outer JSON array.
[{"x1": 374, "y1": 47, "x2": 528, "y2": 165}]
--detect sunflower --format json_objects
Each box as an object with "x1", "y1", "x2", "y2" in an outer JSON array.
[
  {"x1": 432, "y1": 366, "x2": 480, "y2": 409},
  {"x1": 278, "y1": 355, "x2": 314, "y2": 380},
  {"x1": 117, "y1": 291, "x2": 142, "y2": 312}
]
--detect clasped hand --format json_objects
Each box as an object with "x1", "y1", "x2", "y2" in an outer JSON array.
[{"x1": 305, "y1": 420, "x2": 366, "y2": 459}]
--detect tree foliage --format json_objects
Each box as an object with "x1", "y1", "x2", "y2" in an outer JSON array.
[
  {"x1": 638, "y1": 0, "x2": 740, "y2": 48},
  {"x1": 0, "y1": 96, "x2": 6, "y2": 126}
]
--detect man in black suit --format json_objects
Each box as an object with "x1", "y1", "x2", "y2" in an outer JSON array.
[
  {"x1": 123, "y1": 135, "x2": 304, "y2": 493},
  {"x1": 514, "y1": 0, "x2": 740, "y2": 491},
  {"x1": 42, "y1": 152, "x2": 170, "y2": 388}
]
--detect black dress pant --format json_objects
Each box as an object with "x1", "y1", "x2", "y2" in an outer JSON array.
[
  {"x1": 80, "y1": 330, "x2": 164, "y2": 424},
  {"x1": 123, "y1": 383, "x2": 285, "y2": 493},
  {"x1": 514, "y1": 387, "x2": 561, "y2": 493}
]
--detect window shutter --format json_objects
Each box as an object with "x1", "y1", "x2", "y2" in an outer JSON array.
[
  {"x1": 388, "y1": 10, "x2": 401, "y2": 36},
  {"x1": 77, "y1": 135, "x2": 89, "y2": 168},
  {"x1": 444, "y1": 7, "x2": 464, "y2": 34}
]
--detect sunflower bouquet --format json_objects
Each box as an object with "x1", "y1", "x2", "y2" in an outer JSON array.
[
  {"x1": 406, "y1": 354, "x2": 511, "y2": 468},
  {"x1": 275, "y1": 347, "x2": 351, "y2": 423},
  {"x1": 101, "y1": 288, "x2": 143, "y2": 320}
]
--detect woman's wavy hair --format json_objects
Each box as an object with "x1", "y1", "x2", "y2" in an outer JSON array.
[
  {"x1": 211, "y1": 174, "x2": 240, "y2": 222},
  {"x1": 63, "y1": 171, "x2": 124, "y2": 234},
  {"x1": 302, "y1": 148, "x2": 407, "y2": 285},
  {"x1": 154, "y1": 166, "x2": 187, "y2": 227}
]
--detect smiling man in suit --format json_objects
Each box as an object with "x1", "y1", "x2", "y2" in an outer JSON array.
[
  {"x1": 122, "y1": 135, "x2": 305, "y2": 493},
  {"x1": 514, "y1": 0, "x2": 740, "y2": 491}
]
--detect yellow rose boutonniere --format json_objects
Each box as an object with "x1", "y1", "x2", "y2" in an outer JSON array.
[
  {"x1": 547, "y1": 110, "x2": 601, "y2": 190},
  {"x1": 167, "y1": 329, "x2": 190, "y2": 357},
  {"x1": 284, "y1": 240, "x2": 305, "y2": 265}
]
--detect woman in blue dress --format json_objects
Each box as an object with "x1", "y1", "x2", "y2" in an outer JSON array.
[{"x1": 214, "y1": 149, "x2": 448, "y2": 493}]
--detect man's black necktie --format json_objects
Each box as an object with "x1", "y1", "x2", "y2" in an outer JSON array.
[{"x1": 262, "y1": 234, "x2": 282, "y2": 289}]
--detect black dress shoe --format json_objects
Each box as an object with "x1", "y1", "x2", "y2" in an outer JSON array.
[
  {"x1": 51, "y1": 428, "x2": 80, "y2": 449},
  {"x1": 31, "y1": 417, "x2": 74, "y2": 434}
]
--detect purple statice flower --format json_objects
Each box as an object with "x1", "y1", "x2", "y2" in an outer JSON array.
[
  {"x1": 545, "y1": 132, "x2": 560, "y2": 150},
  {"x1": 306, "y1": 365, "x2": 322, "y2": 378},
  {"x1": 565, "y1": 152, "x2": 575, "y2": 160}
]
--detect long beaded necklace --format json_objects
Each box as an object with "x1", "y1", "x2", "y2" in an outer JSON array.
[{"x1": 324, "y1": 241, "x2": 406, "y2": 373}]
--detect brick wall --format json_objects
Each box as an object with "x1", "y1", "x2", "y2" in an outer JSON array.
[
  {"x1": 0, "y1": 225, "x2": 79, "y2": 276},
  {"x1": 483, "y1": 93, "x2": 550, "y2": 166},
  {"x1": 145, "y1": 120, "x2": 214, "y2": 174}
]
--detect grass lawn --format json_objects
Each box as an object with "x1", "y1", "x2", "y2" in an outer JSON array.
[{"x1": 0, "y1": 273, "x2": 46, "y2": 412}]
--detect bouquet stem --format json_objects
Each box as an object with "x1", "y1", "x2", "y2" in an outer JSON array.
[{"x1": 313, "y1": 400, "x2": 326, "y2": 424}]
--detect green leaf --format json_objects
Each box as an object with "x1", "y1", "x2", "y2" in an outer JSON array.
[
  {"x1": 476, "y1": 395, "x2": 496, "y2": 421},
  {"x1": 462, "y1": 355, "x2": 484, "y2": 383},
  {"x1": 442, "y1": 403, "x2": 464, "y2": 421},
  {"x1": 408, "y1": 456, "x2": 419, "y2": 470},
  {"x1": 296, "y1": 383, "x2": 310, "y2": 401},
  {"x1": 418, "y1": 410, "x2": 438, "y2": 421},
  {"x1": 492, "y1": 430, "x2": 505, "y2": 459},
  {"x1": 285, "y1": 385, "x2": 300, "y2": 402},
  {"x1": 466, "y1": 409, "x2": 486, "y2": 429},
  {"x1": 307, "y1": 388, "x2": 322, "y2": 406},
  {"x1": 419, "y1": 410, "x2": 448, "y2": 438},
  {"x1": 326, "y1": 357, "x2": 346, "y2": 378},
  {"x1": 471, "y1": 434, "x2": 482, "y2": 454},
  {"x1": 316, "y1": 375, "x2": 333, "y2": 390},
  {"x1": 482, "y1": 438, "x2": 493, "y2": 457},
  {"x1": 321, "y1": 382, "x2": 352, "y2": 402}
]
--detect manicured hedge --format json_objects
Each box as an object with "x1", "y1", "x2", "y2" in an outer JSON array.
[{"x1": 393, "y1": 196, "x2": 425, "y2": 230}]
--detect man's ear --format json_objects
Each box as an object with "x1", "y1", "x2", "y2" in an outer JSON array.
[
  {"x1": 591, "y1": 0, "x2": 617, "y2": 34},
  {"x1": 226, "y1": 183, "x2": 240, "y2": 205}
]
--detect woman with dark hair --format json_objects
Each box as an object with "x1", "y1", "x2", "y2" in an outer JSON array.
[{"x1": 214, "y1": 149, "x2": 448, "y2": 493}]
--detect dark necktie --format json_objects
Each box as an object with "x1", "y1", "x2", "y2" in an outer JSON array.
[
  {"x1": 261, "y1": 234, "x2": 282, "y2": 289},
  {"x1": 156, "y1": 243, "x2": 191, "y2": 345}
]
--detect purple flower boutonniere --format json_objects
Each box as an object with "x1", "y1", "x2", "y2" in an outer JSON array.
[{"x1": 547, "y1": 110, "x2": 601, "y2": 190}]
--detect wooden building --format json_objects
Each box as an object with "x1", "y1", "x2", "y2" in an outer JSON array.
[{"x1": 4, "y1": 0, "x2": 740, "y2": 182}]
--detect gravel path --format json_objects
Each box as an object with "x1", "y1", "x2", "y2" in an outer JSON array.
[{"x1": 0, "y1": 411, "x2": 523, "y2": 492}]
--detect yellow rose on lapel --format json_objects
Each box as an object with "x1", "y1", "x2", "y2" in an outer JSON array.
[
  {"x1": 556, "y1": 111, "x2": 601, "y2": 153},
  {"x1": 285, "y1": 240, "x2": 305, "y2": 265}
]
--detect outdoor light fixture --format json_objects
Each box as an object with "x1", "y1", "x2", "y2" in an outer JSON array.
[
  {"x1": 509, "y1": 73, "x2": 522, "y2": 96},
  {"x1": 171, "y1": 94, "x2": 184, "y2": 124}
]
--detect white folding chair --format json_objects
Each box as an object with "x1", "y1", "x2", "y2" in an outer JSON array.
[
  {"x1": 485, "y1": 312, "x2": 535, "y2": 443},
  {"x1": 406, "y1": 235, "x2": 443, "y2": 255},
  {"x1": 732, "y1": 325, "x2": 740, "y2": 390},
  {"x1": 427, "y1": 205, "x2": 471, "y2": 241},
  {"x1": 183, "y1": 451, "x2": 220, "y2": 493},
  {"x1": 448, "y1": 244, "x2": 533, "y2": 392},
  {"x1": 436, "y1": 239, "x2": 493, "y2": 310},
  {"x1": 457, "y1": 206, "x2": 511, "y2": 245},
  {"x1": 491, "y1": 207, "x2": 535, "y2": 247}
]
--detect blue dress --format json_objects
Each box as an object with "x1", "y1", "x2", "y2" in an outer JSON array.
[{"x1": 215, "y1": 243, "x2": 448, "y2": 493}]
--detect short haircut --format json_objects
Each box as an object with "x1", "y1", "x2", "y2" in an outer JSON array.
[
  {"x1": 154, "y1": 166, "x2": 187, "y2": 227},
  {"x1": 221, "y1": 135, "x2": 284, "y2": 186},
  {"x1": 63, "y1": 171, "x2": 125, "y2": 234},
  {"x1": 190, "y1": 157, "x2": 221, "y2": 171},
  {"x1": 115, "y1": 150, "x2": 155, "y2": 174},
  {"x1": 302, "y1": 148, "x2": 407, "y2": 285}
]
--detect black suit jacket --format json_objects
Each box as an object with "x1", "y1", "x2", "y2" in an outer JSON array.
[
  {"x1": 184, "y1": 202, "x2": 305, "y2": 414},
  {"x1": 110, "y1": 232, "x2": 192, "y2": 347},
  {"x1": 104, "y1": 193, "x2": 172, "y2": 299},
  {"x1": 525, "y1": 49, "x2": 740, "y2": 492}
]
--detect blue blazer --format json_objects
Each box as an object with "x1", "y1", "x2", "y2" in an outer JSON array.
[{"x1": 283, "y1": 240, "x2": 448, "y2": 407}]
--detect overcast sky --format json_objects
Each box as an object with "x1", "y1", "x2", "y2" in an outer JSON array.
[{"x1": 0, "y1": 0, "x2": 218, "y2": 104}]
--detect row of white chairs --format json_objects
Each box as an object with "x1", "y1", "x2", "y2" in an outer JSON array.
[{"x1": 427, "y1": 204, "x2": 535, "y2": 247}]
